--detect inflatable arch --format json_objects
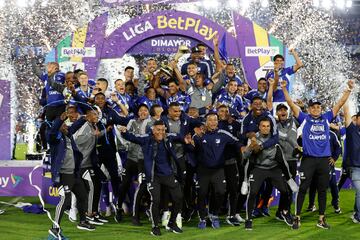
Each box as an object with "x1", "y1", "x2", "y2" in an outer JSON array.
[{"x1": 45, "y1": 10, "x2": 295, "y2": 89}]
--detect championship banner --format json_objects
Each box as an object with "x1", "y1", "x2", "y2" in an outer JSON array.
[{"x1": 0, "y1": 80, "x2": 11, "y2": 160}]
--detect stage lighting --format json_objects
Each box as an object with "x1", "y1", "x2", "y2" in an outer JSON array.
[
  {"x1": 313, "y1": 0, "x2": 320, "y2": 7},
  {"x1": 321, "y1": 0, "x2": 332, "y2": 10},
  {"x1": 346, "y1": 0, "x2": 352, "y2": 8},
  {"x1": 260, "y1": 0, "x2": 269, "y2": 8},
  {"x1": 336, "y1": 0, "x2": 345, "y2": 9}
]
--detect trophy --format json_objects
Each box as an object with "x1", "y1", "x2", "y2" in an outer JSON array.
[{"x1": 174, "y1": 45, "x2": 190, "y2": 62}]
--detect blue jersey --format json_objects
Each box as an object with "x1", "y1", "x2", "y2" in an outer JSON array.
[
  {"x1": 346, "y1": 123, "x2": 360, "y2": 167},
  {"x1": 167, "y1": 91, "x2": 191, "y2": 112},
  {"x1": 297, "y1": 111, "x2": 333, "y2": 157},
  {"x1": 266, "y1": 66, "x2": 295, "y2": 102},
  {"x1": 42, "y1": 71, "x2": 65, "y2": 106},
  {"x1": 74, "y1": 86, "x2": 93, "y2": 102},
  {"x1": 181, "y1": 61, "x2": 212, "y2": 79},
  {"x1": 244, "y1": 89, "x2": 267, "y2": 102},
  {"x1": 137, "y1": 96, "x2": 163, "y2": 109},
  {"x1": 110, "y1": 92, "x2": 133, "y2": 114},
  {"x1": 193, "y1": 129, "x2": 241, "y2": 168},
  {"x1": 215, "y1": 92, "x2": 244, "y2": 117}
]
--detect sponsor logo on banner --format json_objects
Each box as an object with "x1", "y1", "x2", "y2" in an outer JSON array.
[
  {"x1": 245, "y1": 47, "x2": 279, "y2": 57},
  {"x1": 122, "y1": 16, "x2": 218, "y2": 42},
  {"x1": 0, "y1": 174, "x2": 23, "y2": 188},
  {"x1": 255, "y1": 61, "x2": 274, "y2": 80},
  {"x1": 151, "y1": 39, "x2": 191, "y2": 48},
  {"x1": 59, "y1": 62, "x2": 85, "y2": 72},
  {"x1": 61, "y1": 47, "x2": 96, "y2": 58}
]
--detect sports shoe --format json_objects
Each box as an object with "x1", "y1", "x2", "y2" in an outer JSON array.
[
  {"x1": 226, "y1": 216, "x2": 240, "y2": 226},
  {"x1": 151, "y1": 226, "x2": 161, "y2": 236},
  {"x1": 198, "y1": 220, "x2": 207, "y2": 229},
  {"x1": 131, "y1": 216, "x2": 142, "y2": 226},
  {"x1": 235, "y1": 214, "x2": 246, "y2": 223},
  {"x1": 77, "y1": 221, "x2": 96, "y2": 231},
  {"x1": 64, "y1": 208, "x2": 77, "y2": 223},
  {"x1": 261, "y1": 207, "x2": 270, "y2": 217},
  {"x1": 316, "y1": 217, "x2": 330, "y2": 229},
  {"x1": 281, "y1": 211, "x2": 293, "y2": 226},
  {"x1": 86, "y1": 216, "x2": 103, "y2": 225},
  {"x1": 252, "y1": 208, "x2": 262, "y2": 218},
  {"x1": 275, "y1": 211, "x2": 284, "y2": 221},
  {"x1": 292, "y1": 217, "x2": 300, "y2": 230},
  {"x1": 48, "y1": 228, "x2": 68, "y2": 240},
  {"x1": 95, "y1": 214, "x2": 108, "y2": 223},
  {"x1": 352, "y1": 213, "x2": 360, "y2": 223},
  {"x1": 114, "y1": 209, "x2": 123, "y2": 223},
  {"x1": 211, "y1": 216, "x2": 220, "y2": 229},
  {"x1": 306, "y1": 205, "x2": 316, "y2": 212},
  {"x1": 245, "y1": 220, "x2": 253, "y2": 230},
  {"x1": 105, "y1": 206, "x2": 112, "y2": 217},
  {"x1": 161, "y1": 211, "x2": 171, "y2": 227},
  {"x1": 166, "y1": 222, "x2": 183, "y2": 234},
  {"x1": 334, "y1": 207, "x2": 342, "y2": 214},
  {"x1": 176, "y1": 213, "x2": 182, "y2": 229}
]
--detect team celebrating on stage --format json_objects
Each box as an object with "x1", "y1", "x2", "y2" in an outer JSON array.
[{"x1": 31, "y1": 36, "x2": 360, "y2": 238}]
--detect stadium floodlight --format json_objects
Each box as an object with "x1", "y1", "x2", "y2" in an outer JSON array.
[
  {"x1": 15, "y1": 0, "x2": 35, "y2": 7},
  {"x1": 321, "y1": 0, "x2": 332, "y2": 10},
  {"x1": 260, "y1": 0, "x2": 269, "y2": 8},
  {"x1": 313, "y1": 0, "x2": 320, "y2": 7},
  {"x1": 241, "y1": 0, "x2": 251, "y2": 10},
  {"x1": 41, "y1": 0, "x2": 48, "y2": 7},
  {"x1": 336, "y1": 0, "x2": 345, "y2": 9},
  {"x1": 227, "y1": 0, "x2": 239, "y2": 8},
  {"x1": 203, "y1": 0, "x2": 219, "y2": 9},
  {"x1": 15, "y1": 0, "x2": 27, "y2": 7},
  {"x1": 346, "y1": 0, "x2": 352, "y2": 8}
]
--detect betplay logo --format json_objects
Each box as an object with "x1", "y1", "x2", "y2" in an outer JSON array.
[{"x1": 0, "y1": 174, "x2": 23, "y2": 188}]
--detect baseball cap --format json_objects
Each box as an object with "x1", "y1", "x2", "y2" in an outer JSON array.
[
  {"x1": 276, "y1": 103, "x2": 288, "y2": 111},
  {"x1": 308, "y1": 98, "x2": 322, "y2": 106},
  {"x1": 251, "y1": 95, "x2": 264, "y2": 103},
  {"x1": 191, "y1": 46, "x2": 201, "y2": 53}
]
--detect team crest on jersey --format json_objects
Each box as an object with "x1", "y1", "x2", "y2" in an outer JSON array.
[
  {"x1": 202, "y1": 139, "x2": 207, "y2": 143},
  {"x1": 228, "y1": 125, "x2": 233, "y2": 131},
  {"x1": 215, "y1": 139, "x2": 221, "y2": 144},
  {"x1": 310, "y1": 124, "x2": 325, "y2": 133}
]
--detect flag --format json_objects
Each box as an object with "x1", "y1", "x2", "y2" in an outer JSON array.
[{"x1": 219, "y1": 33, "x2": 229, "y2": 63}]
